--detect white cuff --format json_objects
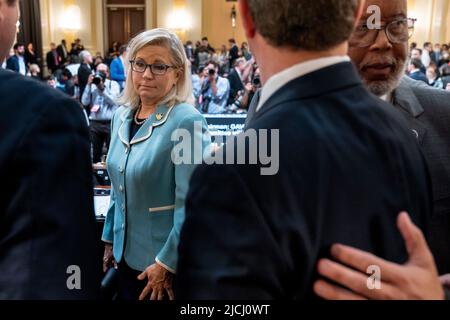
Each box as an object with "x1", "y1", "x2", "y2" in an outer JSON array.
[
  {"x1": 155, "y1": 257, "x2": 176, "y2": 274},
  {"x1": 101, "y1": 238, "x2": 113, "y2": 244}
]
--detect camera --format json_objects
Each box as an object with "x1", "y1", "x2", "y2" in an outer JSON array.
[
  {"x1": 93, "y1": 71, "x2": 107, "y2": 86},
  {"x1": 252, "y1": 76, "x2": 261, "y2": 87},
  {"x1": 208, "y1": 69, "x2": 216, "y2": 77}
]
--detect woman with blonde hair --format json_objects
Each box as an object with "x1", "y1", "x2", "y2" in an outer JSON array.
[{"x1": 102, "y1": 28, "x2": 211, "y2": 300}]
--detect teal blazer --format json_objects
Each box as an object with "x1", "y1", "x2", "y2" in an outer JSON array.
[{"x1": 102, "y1": 103, "x2": 211, "y2": 272}]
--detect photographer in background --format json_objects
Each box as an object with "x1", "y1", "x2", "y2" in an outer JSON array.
[
  {"x1": 81, "y1": 63, "x2": 120, "y2": 163},
  {"x1": 199, "y1": 61, "x2": 230, "y2": 114},
  {"x1": 229, "y1": 68, "x2": 262, "y2": 113},
  {"x1": 227, "y1": 57, "x2": 254, "y2": 106}
]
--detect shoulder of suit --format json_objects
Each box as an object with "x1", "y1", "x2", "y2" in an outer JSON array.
[
  {"x1": 170, "y1": 102, "x2": 203, "y2": 121},
  {"x1": 167, "y1": 103, "x2": 206, "y2": 131},
  {"x1": 115, "y1": 106, "x2": 129, "y2": 122},
  {"x1": 0, "y1": 69, "x2": 71, "y2": 105},
  {"x1": 0, "y1": 70, "x2": 84, "y2": 122},
  {"x1": 401, "y1": 76, "x2": 450, "y2": 110}
]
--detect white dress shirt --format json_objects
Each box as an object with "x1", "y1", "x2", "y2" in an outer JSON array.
[
  {"x1": 256, "y1": 56, "x2": 351, "y2": 112},
  {"x1": 18, "y1": 56, "x2": 26, "y2": 76},
  {"x1": 421, "y1": 50, "x2": 431, "y2": 68}
]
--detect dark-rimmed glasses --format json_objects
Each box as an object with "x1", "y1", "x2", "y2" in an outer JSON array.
[
  {"x1": 130, "y1": 60, "x2": 176, "y2": 75},
  {"x1": 350, "y1": 18, "x2": 416, "y2": 48}
]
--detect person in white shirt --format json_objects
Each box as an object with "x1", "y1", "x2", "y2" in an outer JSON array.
[
  {"x1": 81, "y1": 63, "x2": 120, "y2": 163},
  {"x1": 421, "y1": 42, "x2": 432, "y2": 68}
]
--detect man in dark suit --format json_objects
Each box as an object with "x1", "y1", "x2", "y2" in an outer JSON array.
[
  {"x1": 228, "y1": 38, "x2": 240, "y2": 68},
  {"x1": 227, "y1": 57, "x2": 255, "y2": 106},
  {"x1": 202, "y1": 37, "x2": 216, "y2": 54},
  {"x1": 408, "y1": 58, "x2": 428, "y2": 84},
  {"x1": 311, "y1": 0, "x2": 450, "y2": 300},
  {"x1": 0, "y1": 0, "x2": 100, "y2": 299},
  {"x1": 57, "y1": 39, "x2": 69, "y2": 66},
  {"x1": 345, "y1": 0, "x2": 450, "y2": 276},
  {"x1": 77, "y1": 50, "x2": 93, "y2": 106},
  {"x1": 176, "y1": 0, "x2": 432, "y2": 300},
  {"x1": 431, "y1": 44, "x2": 442, "y2": 66},
  {"x1": 6, "y1": 42, "x2": 27, "y2": 75},
  {"x1": 392, "y1": 78, "x2": 450, "y2": 274},
  {"x1": 46, "y1": 42, "x2": 60, "y2": 74}
]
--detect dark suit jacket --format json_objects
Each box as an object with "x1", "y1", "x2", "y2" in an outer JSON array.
[
  {"x1": 24, "y1": 50, "x2": 38, "y2": 66},
  {"x1": 57, "y1": 44, "x2": 68, "y2": 65},
  {"x1": 431, "y1": 52, "x2": 441, "y2": 65},
  {"x1": 78, "y1": 63, "x2": 92, "y2": 105},
  {"x1": 443, "y1": 75, "x2": 450, "y2": 88},
  {"x1": 245, "y1": 89, "x2": 261, "y2": 128},
  {"x1": 393, "y1": 76, "x2": 450, "y2": 274},
  {"x1": 227, "y1": 68, "x2": 245, "y2": 105},
  {"x1": 409, "y1": 70, "x2": 428, "y2": 84},
  {"x1": 229, "y1": 45, "x2": 240, "y2": 67},
  {"x1": 176, "y1": 62, "x2": 432, "y2": 299},
  {"x1": 0, "y1": 69, "x2": 100, "y2": 299},
  {"x1": 46, "y1": 50, "x2": 60, "y2": 73},
  {"x1": 6, "y1": 55, "x2": 27, "y2": 74}
]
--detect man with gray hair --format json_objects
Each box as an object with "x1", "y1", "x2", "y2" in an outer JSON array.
[
  {"x1": 313, "y1": 0, "x2": 450, "y2": 300},
  {"x1": 177, "y1": 0, "x2": 432, "y2": 299},
  {"x1": 78, "y1": 49, "x2": 93, "y2": 105}
]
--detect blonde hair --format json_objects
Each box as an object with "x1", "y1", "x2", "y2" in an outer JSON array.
[
  {"x1": 119, "y1": 28, "x2": 193, "y2": 110},
  {"x1": 29, "y1": 64, "x2": 40, "y2": 74}
]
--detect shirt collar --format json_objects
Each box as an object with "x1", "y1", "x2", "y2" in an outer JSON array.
[
  {"x1": 235, "y1": 67, "x2": 242, "y2": 78},
  {"x1": 256, "y1": 55, "x2": 351, "y2": 112},
  {"x1": 380, "y1": 92, "x2": 392, "y2": 103}
]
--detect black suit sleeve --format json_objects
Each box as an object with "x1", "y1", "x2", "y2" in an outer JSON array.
[
  {"x1": 6, "y1": 58, "x2": 18, "y2": 72},
  {"x1": 10, "y1": 96, "x2": 100, "y2": 299},
  {"x1": 46, "y1": 52, "x2": 54, "y2": 72},
  {"x1": 176, "y1": 164, "x2": 291, "y2": 300}
]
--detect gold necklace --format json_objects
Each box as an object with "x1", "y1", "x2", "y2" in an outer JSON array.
[{"x1": 134, "y1": 105, "x2": 148, "y2": 125}]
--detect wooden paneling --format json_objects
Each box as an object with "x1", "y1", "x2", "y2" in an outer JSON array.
[
  {"x1": 129, "y1": 8, "x2": 146, "y2": 38},
  {"x1": 107, "y1": 5, "x2": 146, "y2": 47},
  {"x1": 201, "y1": 0, "x2": 246, "y2": 50},
  {"x1": 107, "y1": 8, "x2": 126, "y2": 45},
  {"x1": 107, "y1": 0, "x2": 145, "y2": 5}
]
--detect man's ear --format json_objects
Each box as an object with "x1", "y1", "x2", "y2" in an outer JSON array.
[
  {"x1": 238, "y1": 0, "x2": 256, "y2": 39},
  {"x1": 354, "y1": 0, "x2": 366, "y2": 26}
]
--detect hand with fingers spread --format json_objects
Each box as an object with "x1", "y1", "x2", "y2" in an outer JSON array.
[
  {"x1": 314, "y1": 212, "x2": 445, "y2": 300},
  {"x1": 138, "y1": 263, "x2": 175, "y2": 300}
]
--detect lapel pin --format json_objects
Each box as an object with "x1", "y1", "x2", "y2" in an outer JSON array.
[
  {"x1": 156, "y1": 113, "x2": 164, "y2": 121},
  {"x1": 412, "y1": 129, "x2": 419, "y2": 139}
]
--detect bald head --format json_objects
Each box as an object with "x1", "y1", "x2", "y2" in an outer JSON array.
[{"x1": 96, "y1": 63, "x2": 109, "y2": 74}]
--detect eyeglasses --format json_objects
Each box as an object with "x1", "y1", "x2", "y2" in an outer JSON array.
[
  {"x1": 350, "y1": 18, "x2": 416, "y2": 48},
  {"x1": 129, "y1": 60, "x2": 176, "y2": 75}
]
